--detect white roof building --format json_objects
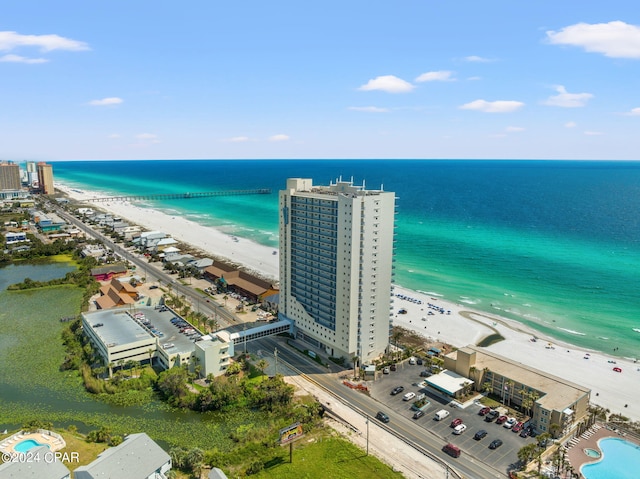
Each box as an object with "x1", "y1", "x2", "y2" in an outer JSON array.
[{"x1": 74, "y1": 433, "x2": 171, "y2": 479}]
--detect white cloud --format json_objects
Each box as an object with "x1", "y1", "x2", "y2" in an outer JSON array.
[
  {"x1": 268, "y1": 134, "x2": 290, "y2": 142},
  {"x1": 108, "y1": 133, "x2": 121, "y2": 139},
  {"x1": 625, "y1": 107, "x2": 640, "y2": 116},
  {"x1": 565, "y1": 121, "x2": 577, "y2": 128},
  {"x1": 415, "y1": 70, "x2": 455, "y2": 82},
  {"x1": 348, "y1": 106, "x2": 389, "y2": 113},
  {"x1": 227, "y1": 136, "x2": 251, "y2": 142},
  {"x1": 464, "y1": 55, "x2": 493, "y2": 62},
  {"x1": 358, "y1": 75, "x2": 414, "y2": 93},
  {"x1": 546, "y1": 21, "x2": 640, "y2": 59},
  {"x1": 467, "y1": 76, "x2": 482, "y2": 81},
  {"x1": 459, "y1": 99, "x2": 524, "y2": 113},
  {"x1": 506, "y1": 126, "x2": 525, "y2": 132},
  {"x1": 134, "y1": 133, "x2": 160, "y2": 143},
  {"x1": 0, "y1": 30, "x2": 89, "y2": 52},
  {"x1": 0, "y1": 53, "x2": 48, "y2": 64},
  {"x1": 543, "y1": 85, "x2": 593, "y2": 108},
  {"x1": 89, "y1": 97, "x2": 123, "y2": 106}
]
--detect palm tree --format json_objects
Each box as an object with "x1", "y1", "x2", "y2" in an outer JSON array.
[
  {"x1": 147, "y1": 348, "x2": 154, "y2": 367},
  {"x1": 256, "y1": 359, "x2": 268, "y2": 381},
  {"x1": 108, "y1": 362, "x2": 114, "y2": 379},
  {"x1": 223, "y1": 294, "x2": 228, "y2": 307}
]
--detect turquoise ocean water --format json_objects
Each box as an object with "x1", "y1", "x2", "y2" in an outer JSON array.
[{"x1": 51, "y1": 159, "x2": 640, "y2": 358}]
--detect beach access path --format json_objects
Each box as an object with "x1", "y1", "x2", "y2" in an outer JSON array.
[{"x1": 57, "y1": 184, "x2": 640, "y2": 423}]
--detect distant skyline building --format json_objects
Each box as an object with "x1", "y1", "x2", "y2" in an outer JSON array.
[
  {"x1": 37, "y1": 161, "x2": 55, "y2": 194},
  {"x1": 279, "y1": 177, "x2": 396, "y2": 364},
  {"x1": 0, "y1": 161, "x2": 21, "y2": 191}
]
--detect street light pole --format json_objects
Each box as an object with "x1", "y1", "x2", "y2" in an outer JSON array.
[
  {"x1": 274, "y1": 347, "x2": 278, "y2": 376},
  {"x1": 366, "y1": 415, "x2": 369, "y2": 456}
]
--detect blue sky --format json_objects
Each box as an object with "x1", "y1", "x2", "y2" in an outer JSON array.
[{"x1": 2, "y1": 1, "x2": 640, "y2": 160}]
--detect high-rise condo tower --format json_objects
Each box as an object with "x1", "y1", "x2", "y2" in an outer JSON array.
[
  {"x1": 279, "y1": 178, "x2": 395, "y2": 364},
  {"x1": 36, "y1": 162, "x2": 54, "y2": 195}
]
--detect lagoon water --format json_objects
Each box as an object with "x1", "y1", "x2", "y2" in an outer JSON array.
[{"x1": 52, "y1": 159, "x2": 640, "y2": 358}]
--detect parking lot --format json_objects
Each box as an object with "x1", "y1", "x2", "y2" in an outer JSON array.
[{"x1": 370, "y1": 360, "x2": 537, "y2": 472}]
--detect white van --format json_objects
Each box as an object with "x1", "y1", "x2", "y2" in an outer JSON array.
[
  {"x1": 453, "y1": 424, "x2": 467, "y2": 435},
  {"x1": 403, "y1": 392, "x2": 416, "y2": 401},
  {"x1": 434, "y1": 409, "x2": 450, "y2": 421}
]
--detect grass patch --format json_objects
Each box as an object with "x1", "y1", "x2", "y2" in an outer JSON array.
[
  {"x1": 247, "y1": 431, "x2": 404, "y2": 479},
  {"x1": 59, "y1": 430, "x2": 109, "y2": 468}
]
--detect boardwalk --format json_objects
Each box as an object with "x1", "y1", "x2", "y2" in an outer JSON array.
[{"x1": 84, "y1": 188, "x2": 271, "y2": 203}]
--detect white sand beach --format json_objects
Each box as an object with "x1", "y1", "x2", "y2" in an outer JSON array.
[{"x1": 58, "y1": 184, "x2": 640, "y2": 421}]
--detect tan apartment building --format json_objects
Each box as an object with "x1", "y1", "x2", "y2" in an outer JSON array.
[{"x1": 445, "y1": 346, "x2": 590, "y2": 436}]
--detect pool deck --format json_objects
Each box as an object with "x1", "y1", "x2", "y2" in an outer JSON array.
[
  {"x1": 564, "y1": 423, "x2": 639, "y2": 476},
  {"x1": 0, "y1": 429, "x2": 65, "y2": 454}
]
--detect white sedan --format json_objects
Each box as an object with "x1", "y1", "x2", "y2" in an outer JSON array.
[{"x1": 504, "y1": 417, "x2": 517, "y2": 428}]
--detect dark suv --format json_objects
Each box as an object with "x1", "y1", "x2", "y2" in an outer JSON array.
[
  {"x1": 474, "y1": 429, "x2": 488, "y2": 440},
  {"x1": 375, "y1": 411, "x2": 390, "y2": 423}
]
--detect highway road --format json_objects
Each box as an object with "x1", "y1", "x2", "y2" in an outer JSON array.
[{"x1": 253, "y1": 336, "x2": 507, "y2": 479}]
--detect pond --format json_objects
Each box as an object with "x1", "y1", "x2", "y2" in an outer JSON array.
[{"x1": 0, "y1": 260, "x2": 269, "y2": 450}]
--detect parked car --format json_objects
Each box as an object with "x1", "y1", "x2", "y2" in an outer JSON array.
[
  {"x1": 403, "y1": 392, "x2": 416, "y2": 401},
  {"x1": 383, "y1": 367, "x2": 390, "y2": 374},
  {"x1": 512, "y1": 422, "x2": 524, "y2": 433},
  {"x1": 504, "y1": 417, "x2": 517, "y2": 428},
  {"x1": 450, "y1": 418, "x2": 463, "y2": 428},
  {"x1": 390, "y1": 364, "x2": 397, "y2": 371},
  {"x1": 420, "y1": 370, "x2": 431, "y2": 377},
  {"x1": 408, "y1": 357, "x2": 416, "y2": 365},
  {"x1": 474, "y1": 429, "x2": 488, "y2": 440},
  {"x1": 489, "y1": 439, "x2": 503, "y2": 449},
  {"x1": 453, "y1": 424, "x2": 467, "y2": 435},
  {"x1": 416, "y1": 358, "x2": 423, "y2": 365},
  {"x1": 413, "y1": 410, "x2": 425, "y2": 419},
  {"x1": 398, "y1": 308, "x2": 408, "y2": 314},
  {"x1": 376, "y1": 411, "x2": 390, "y2": 423},
  {"x1": 519, "y1": 427, "x2": 530, "y2": 438},
  {"x1": 496, "y1": 415, "x2": 508, "y2": 425},
  {"x1": 478, "y1": 406, "x2": 491, "y2": 416},
  {"x1": 613, "y1": 367, "x2": 622, "y2": 372},
  {"x1": 485, "y1": 410, "x2": 500, "y2": 422},
  {"x1": 390, "y1": 386, "x2": 404, "y2": 395}
]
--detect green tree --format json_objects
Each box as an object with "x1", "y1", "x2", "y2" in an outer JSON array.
[{"x1": 256, "y1": 359, "x2": 268, "y2": 381}]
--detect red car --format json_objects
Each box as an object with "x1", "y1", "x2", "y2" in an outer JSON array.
[
  {"x1": 496, "y1": 415, "x2": 508, "y2": 425},
  {"x1": 451, "y1": 418, "x2": 463, "y2": 428},
  {"x1": 478, "y1": 407, "x2": 491, "y2": 416},
  {"x1": 512, "y1": 422, "x2": 524, "y2": 433},
  {"x1": 613, "y1": 367, "x2": 622, "y2": 373}
]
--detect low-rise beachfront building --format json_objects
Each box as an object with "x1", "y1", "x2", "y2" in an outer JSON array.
[
  {"x1": 0, "y1": 445, "x2": 70, "y2": 479},
  {"x1": 444, "y1": 346, "x2": 591, "y2": 436},
  {"x1": 203, "y1": 263, "x2": 279, "y2": 304},
  {"x1": 30, "y1": 210, "x2": 66, "y2": 232},
  {"x1": 74, "y1": 433, "x2": 171, "y2": 479}
]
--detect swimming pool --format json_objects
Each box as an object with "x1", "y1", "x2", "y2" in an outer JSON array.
[
  {"x1": 14, "y1": 439, "x2": 47, "y2": 453},
  {"x1": 581, "y1": 438, "x2": 640, "y2": 479}
]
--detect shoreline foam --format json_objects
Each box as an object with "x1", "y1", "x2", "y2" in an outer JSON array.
[{"x1": 56, "y1": 183, "x2": 640, "y2": 421}]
